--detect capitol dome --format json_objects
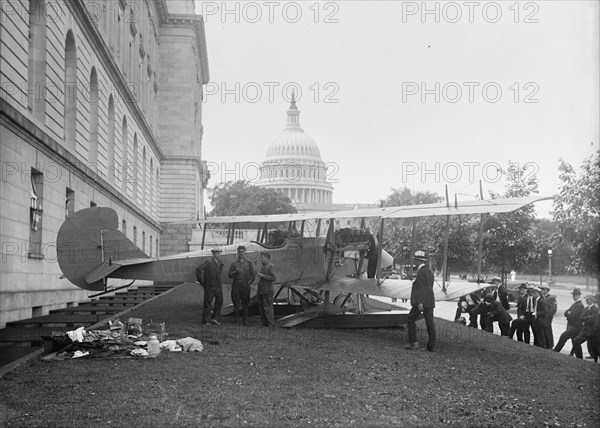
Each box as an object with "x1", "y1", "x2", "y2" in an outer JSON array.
[{"x1": 257, "y1": 93, "x2": 333, "y2": 205}]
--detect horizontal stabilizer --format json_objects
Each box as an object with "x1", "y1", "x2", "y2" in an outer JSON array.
[{"x1": 85, "y1": 262, "x2": 122, "y2": 284}]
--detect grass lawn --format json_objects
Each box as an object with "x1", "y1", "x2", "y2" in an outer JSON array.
[{"x1": 1, "y1": 282, "x2": 598, "y2": 427}]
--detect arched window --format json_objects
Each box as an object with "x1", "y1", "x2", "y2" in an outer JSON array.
[
  {"x1": 155, "y1": 167, "x2": 159, "y2": 217},
  {"x1": 107, "y1": 95, "x2": 115, "y2": 183},
  {"x1": 121, "y1": 116, "x2": 128, "y2": 194},
  {"x1": 88, "y1": 67, "x2": 99, "y2": 166},
  {"x1": 28, "y1": 0, "x2": 47, "y2": 120},
  {"x1": 64, "y1": 30, "x2": 77, "y2": 149},
  {"x1": 149, "y1": 158, "x2": 154, "y2": 215},
  {"x1": 132, "y1": 133, "x2": 139, "y2": 203},
  {"x1": 142, "y1": 147, "x2": 147, "y2": 210}
]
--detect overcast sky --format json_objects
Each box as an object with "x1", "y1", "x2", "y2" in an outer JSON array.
[{"x1": 195, "y1": 1, "x2": 599, "y2": 217}]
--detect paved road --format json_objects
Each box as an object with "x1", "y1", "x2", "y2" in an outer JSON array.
[{"x1": 373, "y1": 284, "x2": 598, "y2": 359}]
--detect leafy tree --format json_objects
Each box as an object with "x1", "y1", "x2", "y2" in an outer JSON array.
[
  {"x1": 552, "y1": 153, "x2": 600, "y2": 276},
  {"x1": 209, "y1": 181, "x2": 297, "y2": 216},
  {"x1": 482, "y1": 161, "x2": 539, "y2": 281}
]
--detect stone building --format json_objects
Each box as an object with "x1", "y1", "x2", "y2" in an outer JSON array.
[{"x1": 0, "y1": 0, "x2": 209, "y2": 327}]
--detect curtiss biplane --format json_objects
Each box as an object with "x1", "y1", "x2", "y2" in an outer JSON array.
[{"x1": 56, "y1": 195, "x2": 552, "y2": 328}]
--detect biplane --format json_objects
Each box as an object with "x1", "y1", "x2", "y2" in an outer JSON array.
[{"x1": 56, "y1": 195, "x2": 552, "y2": 328}]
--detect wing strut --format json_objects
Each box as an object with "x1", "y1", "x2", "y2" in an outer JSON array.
[
  {"x1": 476, "y1": 180, "x2": 485, "y2": 282},
  {"x1": 376, "y1": 217, "x2": 385, "y2": 285},
  {"x1": 442, "y1": 185, "x2": 450, "y2": 291}
]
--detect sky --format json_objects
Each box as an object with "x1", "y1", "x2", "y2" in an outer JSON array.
[{"x1": 194, "y1": 0, "x2": 599, "y2": 218}]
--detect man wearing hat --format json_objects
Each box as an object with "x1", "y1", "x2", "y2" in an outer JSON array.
[
  {"x1": 539, "y1": 284, "x2": 557, "y2": 349},
  {"x1": 483, "y1": 292, "x2": 512, "y2": 336},
  {"x1": 195, "y1": 248, "x2": 225, "y2": 325},
  {"x1": 530, "y1": 287, "x2": 549, "y2": 348},
  {"x1": 554, "y1": 288, "x2": 585, "y2": 357},
  {"x1": 228, "y1": 245, "x2": 256, "y2": 325},
  {"x1": 509, "y1": 283, "x2": 532, "y2": 343},
  {"x1": 492, "y1": 277, "x2": 510, "y2": 310},
  {"x1": 572, "y1": 294, "x2": 599, "y2": 361},
  {"x1": 406, "y1": 251, "x2": 436, "y2": 352}
]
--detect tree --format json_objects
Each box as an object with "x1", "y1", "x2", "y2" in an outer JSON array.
[
  {"x1": 552, "y1": 153, "x2": 600, "y2": 276},
  {"x1": 379, "y1": 187, "x2": 442, "y2": 266},
  {"x1": 209, "y1": 181, "x2": 297, "y2": 216},
  {"x1": 482, "y1": 161, "x2": 539, "y2": 281}
]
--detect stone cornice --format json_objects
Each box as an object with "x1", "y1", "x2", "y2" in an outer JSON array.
[
  {"x1": 67, "y1": 0, "x2": 164, "y2": 160},
  {"x1": 0, "y1": 99, "x2": 163, "y2": 230}
]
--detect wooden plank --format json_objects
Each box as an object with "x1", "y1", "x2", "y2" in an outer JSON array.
[
  {"x1": 50, "y1": 306, "x2": 125, "y2": 314},
  {"x1": 0, "y1": 327, "x2": 67, "y2": 342},
  {"x1": 6, "y1": 315, "x2": 101, "y2": 326}
]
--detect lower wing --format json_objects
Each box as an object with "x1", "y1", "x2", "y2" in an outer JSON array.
[{"x1": 288, "y1": 277, "x2": 487, "y2": 302}]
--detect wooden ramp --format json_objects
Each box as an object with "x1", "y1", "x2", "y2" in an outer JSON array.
[{"x1": 0, "y1": 283, "x2": 178, "y2": 368}]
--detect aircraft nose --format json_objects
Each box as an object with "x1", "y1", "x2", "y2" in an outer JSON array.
[{"x1": 380, "y1": 249, "x2": 394, "y2": 269}]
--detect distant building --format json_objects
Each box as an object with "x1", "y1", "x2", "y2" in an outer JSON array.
[
  {"x1": 0, "y1": 0, "x2": 209, "y2": 327},
  {"x1": 256, "y1": 94, "x2": 377, "y2": 215}
]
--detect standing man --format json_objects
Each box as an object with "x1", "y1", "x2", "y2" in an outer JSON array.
[
  {"x1": 509, "y1": 283, "x2": 531, "y2": 343},
  {"x1": 539, "y1": 284, "x2": 557, "y2": 349},
  {"x1": 554, "y1": 288, "x2": 585, "y2": 357},
  {"x1": 493, "y1": 277, "x2": 510, "y2": 310},
  {"x1": 572, "y1": 294, "x2": 599, "y2": 361},
  {"x1": 531, "y1": 288, "x2": 549, "y2": 348},
  {"x1": 195, "y1": 248, "x2": 224, "y2": 326},
  {"x1": 406, "y1": 251, "x2": 436, "y2": 352},
  {"x1": 257, "y1": 251, "x2": 277, "y2": 327},
  {"x1": 228, "y1": 245, "x2": 256, "y2": 325}
]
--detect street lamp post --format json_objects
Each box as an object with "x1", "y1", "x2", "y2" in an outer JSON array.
[{"x1": 547, "y1": 249, "x2": 554, "y2": 285}]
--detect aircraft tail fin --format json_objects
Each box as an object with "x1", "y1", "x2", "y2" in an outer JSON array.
[{"x1": 57, "y1": 207, "x2": 148, "y2": 291}]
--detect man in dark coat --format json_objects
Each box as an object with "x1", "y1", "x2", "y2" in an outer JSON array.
[
  {"x1": 483, "y1": 293, "x2": 512, "y2": 336},
  {"x1": 406, "y1": 251, "x2": 436, "y2": 352},
  {"x1": 531, "y1": 288, "x2": 549, "y2": 348},
  {"x1": 540, "y1": 284, "x2": 557, "y2": 349},
  {"x1": 196, "y1": 248, "x2": 224, "y2": 325},
  {"x1": 454, "y1": 292, "x2": 481, "y2": 327},
  {"x1": 510, "y1": 283, "x2": 531, "y2": 343},
  {"x1": 554, "y1": 288, "x2": 585, "y2": 357},
  {"x1": 228, "y1": 245, "x2": 256, "y2": 325},
  {"x1": 572, "y1": 294, "x2": 599, "y2": 361},
  {"x1": 257, "y1": 251, "x2": 277, "y2": 327}
]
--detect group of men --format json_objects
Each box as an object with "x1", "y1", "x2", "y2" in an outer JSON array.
[
  {"x1": 191, "y1": 246, "x2": 598, "y2": 362},
  {"x1": 455, "y1": 280, "x2": 599, "y2": 361},
  {"x1": 195, "y1": 246, "x2": 277, "y2": 328}
]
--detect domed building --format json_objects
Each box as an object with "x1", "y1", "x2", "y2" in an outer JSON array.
[{"x1": 256, "y1": 94, "x2": 333, "y2": 205}]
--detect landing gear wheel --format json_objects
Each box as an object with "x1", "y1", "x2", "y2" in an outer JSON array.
[{"x1": 333, "y1": 294, "x2": 356, "y2": 311}]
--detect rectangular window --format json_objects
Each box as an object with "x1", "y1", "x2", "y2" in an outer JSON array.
[
  {"x1": 66, "y1": 188, "x2": 74, "y2": 219},
  {"x1": 155, "y1": 238, "x2": 159, "y2": 257},
  {"x1": 32, "y1": 306, "x2": 43, "y2": 318},
  {"x1": 142, "y1": 231, "x2": 145, "y2": 252},
  {"x1": 122, "y1": 219, "x2": 127, "y2": 236},
  {"x1": 149, "y1": 235, "x2": 153, "y2": 257},
  {"x1": 133, "y1": 226, "x2": 137, "y2": 245},
  {"x1": 29, "y1": 169, "x2": 43, "y2": 258}
]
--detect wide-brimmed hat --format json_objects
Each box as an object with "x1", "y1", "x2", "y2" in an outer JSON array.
[
  {"x1": 211, "y1": 248, "x2": 222, "y2": 254},
  {"x1": 414, "y1": 250, "x2": 427, "y2": 261},
  {"x1": 518, "y1": 283, "x2": 528, "y2": 290},
  {"x1": 539, "y1": 284, "x2": 551, "y2": 290},
  {"x1": 526, "y1": 283, "x2": 535, "y2": 290},
  {"x1": 572, "y1": 288, "x2": 581, "y2": 295}
]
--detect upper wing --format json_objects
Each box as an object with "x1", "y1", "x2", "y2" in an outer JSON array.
[
  {"x1": 174, "y1": 195, "x2": 553, "y2": 224},
  {"x1": 290, "y1": 277, "x2": 487, "y2": 302}
]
